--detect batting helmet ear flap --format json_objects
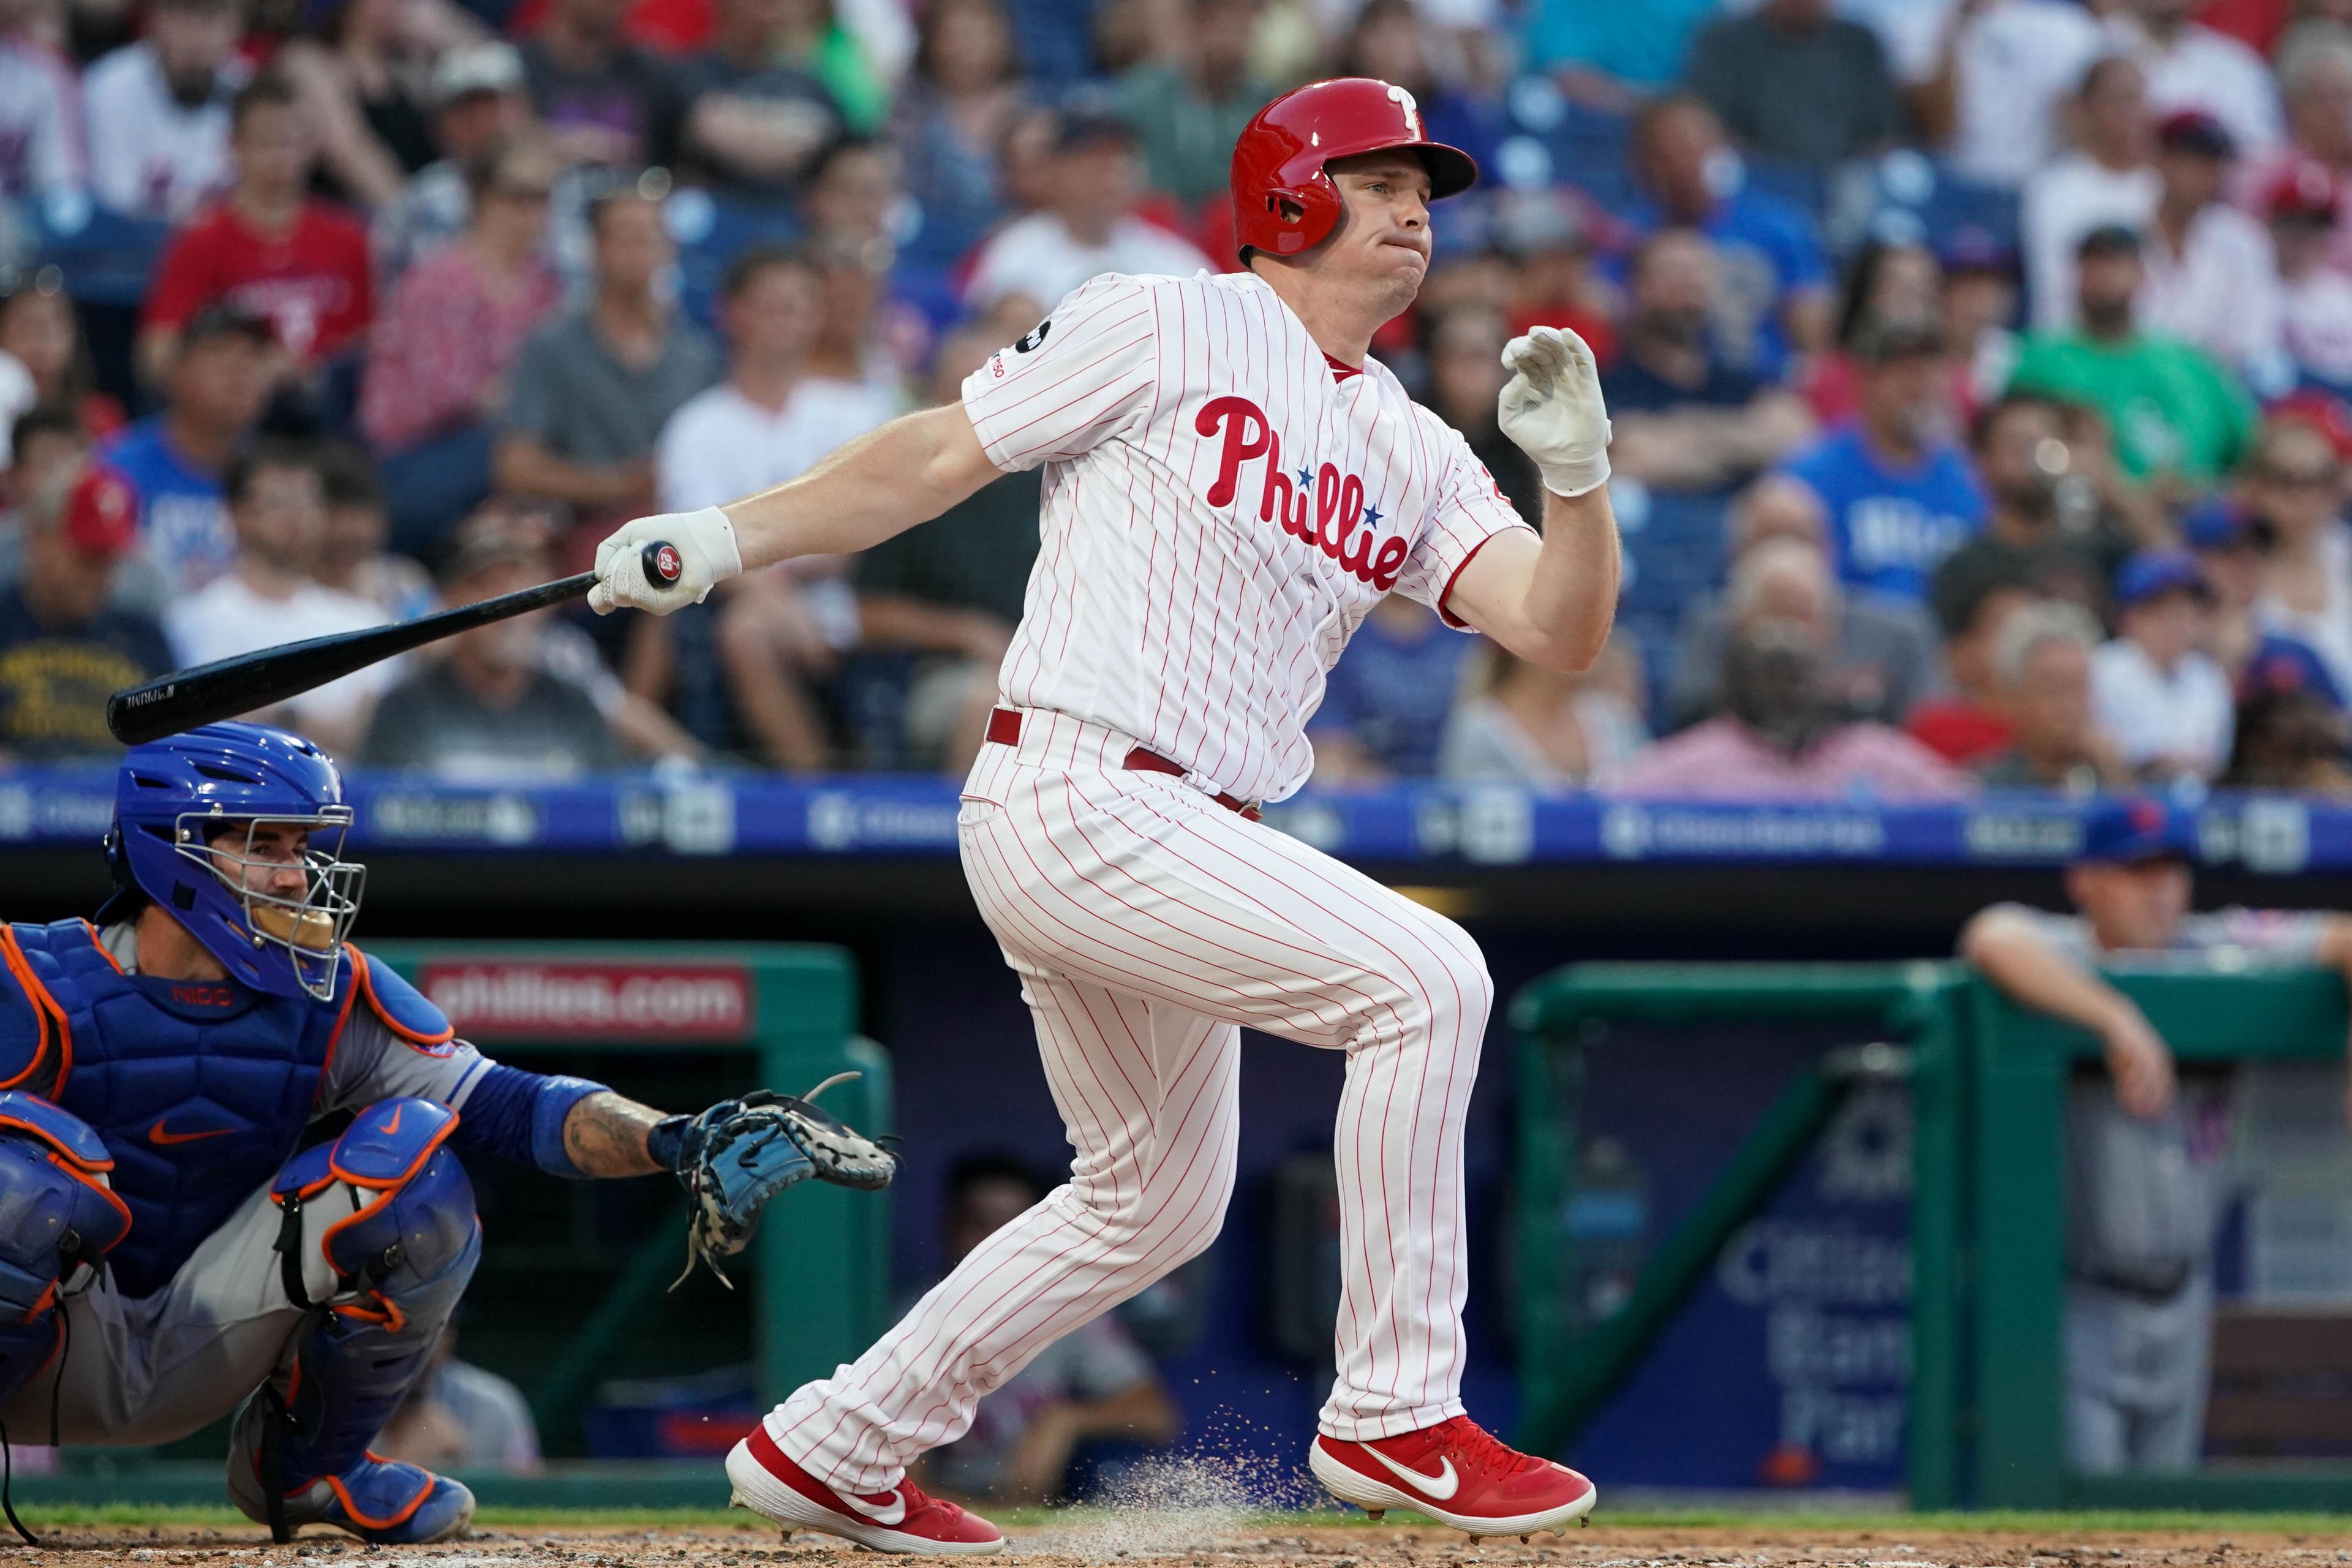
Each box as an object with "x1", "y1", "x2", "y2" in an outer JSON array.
[{"x1": 1256, "y1": 175, "x2": 1344, "y2": 257}]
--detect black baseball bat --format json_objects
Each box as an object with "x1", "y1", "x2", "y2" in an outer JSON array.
[{"x1": 106, "y1": 539, "x2": 683, "y2": 745}]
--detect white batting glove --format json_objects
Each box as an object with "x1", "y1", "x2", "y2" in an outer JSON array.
[
  {"x1": 589, "y1": 507, "x2": 741, "y2": 616},
  {"x1": 1498, "y1": 326, "x2": 1613, "y2": 499}
]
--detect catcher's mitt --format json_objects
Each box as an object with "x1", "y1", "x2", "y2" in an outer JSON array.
[{"x1": 661, "y1": 1072, "x2": 897, "y2": 1287}]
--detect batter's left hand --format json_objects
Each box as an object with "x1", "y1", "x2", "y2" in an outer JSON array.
[{"x1": 1498, "y1": 325, "x2": 1612, "y2": 498}]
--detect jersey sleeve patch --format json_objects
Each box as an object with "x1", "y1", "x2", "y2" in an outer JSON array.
[{"x1": 349, "y1": 948, "x2": 457, "y2": 1054}]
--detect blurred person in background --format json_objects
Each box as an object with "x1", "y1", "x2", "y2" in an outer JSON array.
[
  {"x1": 1782, "y1": 314, "x2": 1986, "y2": 605},
  {"x1": 1306, "y1": 597, "x2": 1471, "y2": 786},
  {"x1": 164, "y1": 440, "x2": 394, "y2": 755},
  {"x1": 1333, "y1": 0, "x2": 1509, "y2": 181},
  {"x1": 2, "y1": 403, "x2": 87, "y2": 559},
  {"x1": 1436, "y1": 638, "x2": 1645, "y2": 790},
  {"x1": 1609, "y1": 617, "x2": 1971, "y2": 800},
  {"x1": 1422, "y1": 302, "x2": 1541, "y2": 524},
  {"x1": 373, "y1": 42, "x2": 543, "y2": 286},
  {"x1": 101, "y1": 302, "x2": 275, "y2": 603},
  {"x1": 1932, "y1": 392, "x2": 2127, "y2": 617},
  {"x1": 2236, "y1": 36, "x2": 2352, "y2": 273},
  {"x1": 1112, "y1": 0, "x2": 1268, "y2": 214},
  {"x1": 1521, "y1": 0, "x2": 1716, "y2": 110},
  {"x1": 496, "y1": 187, "x2": 719, "y2": 535},
  {"x1": 2182, "y1": 496, "x2": 2346, "y2": 707},
  {"x1": 2246, "y1": 416, "x2": 2352, "y2": 698},
  {"x1": 312, "y1": 439, "x2": 434, "y2": 622},
  {"x1": 960, "y1": 111, "x2": 1213, "y2": 315},
  {"x1": 2264, "y1": 161, "x2": 2352, "y2": 394},
  {"x1": 889, "y1": 0, "x2": 1028, "y2": 272},
  {"x1": 0, "y1": 271, "x2": 124, "y2": 439},
  {"x1": 377, "y1": 1328, "x2": 541, "y2": 1476},
  {"x1": 2092, "y1": 548, "x2": 2234, "y2": 783},
  {"x1": 2009, "y1": 225, "x2": 2257, "y2": 490},
  {"x1": 1623, "y1": 95, "x2": 1833, "y2": 380},
  {"x1": 363, "y1": 134, "x2": 565, "y2": 554},
  {"x1": 1959, "y1": 798, "x2": 2352, "y2": 1471},
  {"x1": 274, "y1": 0, "x2": 466, "y2": 212},
  {"x1": 2137, "y1": 110, "x2": 2288, "y2": 389},
  {"x1": 362, "y1": 509, "x2": 623, "y2": 778},
  {"x1": 1942, "y1": 236, "x2": 2026, "y2": 409},
  {"x1": 915, "y1": 1155, "x2": 1180, "y2": 1505},
  {"x1": 673, "y1": 0, "x2": 845, "y2": 202},
  {"x1": 521, "y1": 0, "x2": 682, "y2": 170},
  {"x1": 138, "y1": 75, "x2": 375, "y2": 391},
  {"x1": 1488, "y1": 189, "x2": 1617, "y2": 366},
  {"x1": 1905, "y1": 0, "x2": 2111, "y2": 190},
  {"x1": 2023, "y1": 56, "x2": 2158, "y2": 334},
  {"x1": 1806, "y1": 238, "x2": 1972, "y2": 425},
  {"x1": 1597, "y1": 229, "x2": 1817, "y2": 494},
  {"x1": 2222, "y1": 682, "x2": 2352, "y2": 792},
  {"x1": 2108, "y1": 0, "x2": 2283, "y2": 157},
  {"x1": 83, "y1": 0, "x2": 246, "y2": 222},
  {"x1": 1686, "y1": 0, "x2": 1903, "y2": 172},
  {"x1": 851, "y1": 326, "x2": 1040, "y2": 772},
  {"x1": 0, "y1": 0, "x2": 85, "y2": 205},
  {"x1": 0, "y1": 464, "x2": 171, "y2": 762},
  {"x1": 1975, "y1": 597, "x2": 2129, "y2": 790},
  {"x1": 1907, "y1": 557, "x2": 2035, "y2": 766},
  {"x1": 1665, "y1": 530, "x2": 1940, "y2": 732}
]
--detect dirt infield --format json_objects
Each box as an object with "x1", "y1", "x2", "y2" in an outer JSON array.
[{"x1": 8, "y1": 1517, "x2": 2351, "y2": 1568}]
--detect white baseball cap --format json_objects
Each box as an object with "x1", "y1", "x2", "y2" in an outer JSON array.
[{"x1": 431, "y1": 41, "x2": 526, "y2": 108}]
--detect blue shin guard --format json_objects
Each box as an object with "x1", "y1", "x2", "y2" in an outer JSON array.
[{"x1": 229, "y1": 1099, "x2": 481, "y2": 1544}]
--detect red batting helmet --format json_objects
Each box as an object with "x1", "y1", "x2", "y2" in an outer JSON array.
[{"x1": 1230, "y1": 77, "x2": 1479, "y2": 260}]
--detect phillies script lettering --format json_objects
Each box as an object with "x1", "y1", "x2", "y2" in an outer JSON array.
[{"x1": 1197, "y1": 396, "x2": 1408, "y2": 590}]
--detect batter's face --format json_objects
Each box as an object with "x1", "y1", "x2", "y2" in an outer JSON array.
[{"x1": 1319, "y1": 153, "x2": 1435, "y2": 314}]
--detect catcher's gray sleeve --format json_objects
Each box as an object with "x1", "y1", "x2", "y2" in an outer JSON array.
[{"x1": 320, "y1": 1013, "x2": 497, "y2": 1116}]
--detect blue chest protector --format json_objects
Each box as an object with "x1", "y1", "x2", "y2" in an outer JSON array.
[{"x1": 0, "y1": 920, "x2": 437, "y2": 1300}]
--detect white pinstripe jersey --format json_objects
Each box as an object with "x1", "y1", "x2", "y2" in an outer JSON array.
[{"x1": 960, "y1": 268, "x2": 1534, "y2": 805}]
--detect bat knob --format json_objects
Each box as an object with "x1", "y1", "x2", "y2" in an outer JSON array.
[{"x1": 641, "y1": 540, "x2": 684, "y2": 587}]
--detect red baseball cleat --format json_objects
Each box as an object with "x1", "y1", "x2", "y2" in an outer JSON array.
[
  {"x1": 1310, "y1": 1415, "x2": 1597, "y2": 1538},
  {"x1": 725, "y1": 1422, "x2": 1006, "y2": 1555}
]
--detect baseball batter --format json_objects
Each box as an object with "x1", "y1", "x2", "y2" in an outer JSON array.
[{"x1": 595, "y1": 77, "x2": 1619, "y2": 1551}]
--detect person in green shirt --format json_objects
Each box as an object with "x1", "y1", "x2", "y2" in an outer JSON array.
[
  {"x1": 1110, "y1": 0, "x2": 1268, "y2": 209},
  {"x1": 2007, "y1": 224, "x2": 2256, "y2": 494}
]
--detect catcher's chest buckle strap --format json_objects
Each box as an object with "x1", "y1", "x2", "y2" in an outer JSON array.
[{"x1": 985, "y1": 709, "x2": 1262, "y2": 820}]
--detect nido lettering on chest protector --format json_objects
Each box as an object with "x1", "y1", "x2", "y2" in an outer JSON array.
[{"x1": 1197, "y1": 395, "x2": 1409, "y2": 591}]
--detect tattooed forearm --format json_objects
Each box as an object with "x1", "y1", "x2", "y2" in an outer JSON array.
[{"x1": 563, "y1": 1091, "x2": 668, "y2": 1177}]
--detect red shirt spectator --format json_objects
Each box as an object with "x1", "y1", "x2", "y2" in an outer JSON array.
[{"x1": 145, "y1": 200, "x2": 374, "y2": 366}]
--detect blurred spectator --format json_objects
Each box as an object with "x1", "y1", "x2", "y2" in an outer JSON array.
[
  {"x1": 2235, "y1": 36, "x2": 2352, "y2": 273},
  {"x1": 2187, "y1": 496, "x2": 2346, "y2": 707},
  {"x1": 1490, "y1": 189, "x2": 1617, "y2": 367},
  {"x1": 848, "y1": 329, "x2": 1035, "y2": 770},
  {"x1": 962, "y1": 112, "x2": 1213, "y2": 314},
  {"x1": 2, "y1": 403, "x2": 86, "y2": 556},
  {"x1": 1907, "y1": 556, "x2": 2034, "y2": 766},
  {"x1": 1976, "y1": 597, "x2": 2127, "y2": 790},
  {"x1": 2265, "y1": 160, "x2": 2352, "y2": 391},
  {"x1": 1687, "y1": 0, "x2": 1902, "y2": 172},
  {"x1": 313, "y1": 438, "x2": 434, "y2": 620},
  {"x1": 1665, "y1": 531, "x2": 1940, "y2": 732},
  {"x1": 361, "y1": 509, "x2": 621, "y2": 777},
  {"x1": 274, "y1": 0, "x2": 461, "y2": 211},
  {"x1": 1523, "y1": 0, "x2": 1716, "y2": 109},
  {"x1": 1113, "y1": 0, "x2": 1267, "y2": 211},
  {"x1": 1932, "y1": 392, "x2": 2127, "y2": 617},
  {"x1": 101, "y1": 303, "x2": 274, "y2": 601},
  {"x1": 673, "y1": 0, "x2": 843, "y2": 200},
  {"x1": 164, "y1": 440, "x2": 393, "y2": 755},
  {"x1": 0, "y1": 465, "x2": 171, "y2": 762},
  {"x1": 918, "y1": 1155, "x2": 1180, "y2": 1504},
  {"x1": 2022, "y1": 56, "x2": 2158, "y2": 333},
  {"x1": 521, "y1": 0, "x2": 682, "y2": 170},
  {"x1": 377, "y1": 1330, "x2": 542, "y2": 1474},
  {"x1": 373, "y1": 42, "x2": 541, "y2": 286},
  {"x1": 496, "y1": 188, "x2": 719, "y2": 530},
  {"x1": 2092, "y1": 548, "x2": 2233, "y2": 782},
  {"x1": 2223, "y1": 682, "x2": 2352, "y2": 791},
  {"x1": 890, "y1": 0, "x2": 1027, "y2": 271},
  {"x1": 2137, "y1": 110, "x2": 2287, "y2": 386},
  {"x1": 2108, "y1": 0, "x2": 2284, "y2": 157},
  {"x1": 1598, "y1": 229, "x2": 1817, "y2": 494},
  {"x1": 1807, "y1": 239, "x2": 1969, "y2": 425},
  {"x1": 2008, "y1": 225, "x2": 2256, "y2": 487},
  {"x1": 1608, "y1": 621, "x2": 1972, "y2": 799},
  {"x1": 1422, "y1": 303, "x2": 1540, "y2": 523},
  {"x1": 83, "y1": 0, "x2": 246, "y2": 223},
  {"x1": 1307, "y1": 598, "x2": 1471, "y2": 785},
  {"x1": 0, "y1": 271, "x2": 123, "y2": 439},
  {"x1": 2245, "y1": 413, "x2": 2352, "y2": 692},
  {"x1": 0, "y1": 0, "x2": 86, "y2": 203},
  {"x1": 804, "y1": 135, "x2": 905, "y2": 258},
  {"x1": 1623, "y1": 95, "x2": 1833, "y2": 379},
  {"x1": 139, "y1": 75, "x2": 375, "y2": 385},
  {"x1": 1943, "y1": 237, "x2": 2025, "y2": 409},
  {"x1": 362, "y1": 135, "x2": 564, "y2": 554},
  {"x1": 1905, "y1": 0, "x2": 2110, "y2": 190},
  {"x1": 1437, "y1": 639, "x2": 1645, "y2": 788},
  {"x1": 1783, "y1": 315, "x2": 1986, "y2": 603}
]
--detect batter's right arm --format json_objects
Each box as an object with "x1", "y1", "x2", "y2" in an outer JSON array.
[{"x1": 590, "y1": 404, "x2": 1003, "y2": 616}]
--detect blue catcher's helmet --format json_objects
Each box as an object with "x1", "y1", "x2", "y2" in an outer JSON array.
[{"x1": 102, "y1": 722, "x2": 365, "y2": 1001}]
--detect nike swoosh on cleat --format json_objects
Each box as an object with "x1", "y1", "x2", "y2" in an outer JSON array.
[
  {"x1": 1361, "y1": 1447, "x2": 1460, "y2": 1501},
  {"x1": 837, "y1": 1489, "x2": 907, "y2": 1526},
  {"x1": 149, "y1": 1118, "x2": 235, "y2": 1145}
]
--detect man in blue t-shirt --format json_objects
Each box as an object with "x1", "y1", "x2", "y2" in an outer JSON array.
[
  {"x1": 100, "y1": 304, "x2": 275, "y2": 607},
  {"x1": 1307, "y1": 597, "x2": 1472, "y2": 783},
  {"x1": 1618, "y1": 94, "x2": 1833, "y2": 380},
  {"x1": 1782, "y1": 315, "x2": 1988, "y2": 603}
]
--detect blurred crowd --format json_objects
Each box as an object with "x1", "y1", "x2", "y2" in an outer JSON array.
[{"x1": 9, "y1": 0, "x2": 2352, "y2": 796}]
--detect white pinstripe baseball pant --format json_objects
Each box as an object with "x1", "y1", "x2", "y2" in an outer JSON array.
[{"x1": 767, "y1": 709, "x2": 1491, "y2": 1491}]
